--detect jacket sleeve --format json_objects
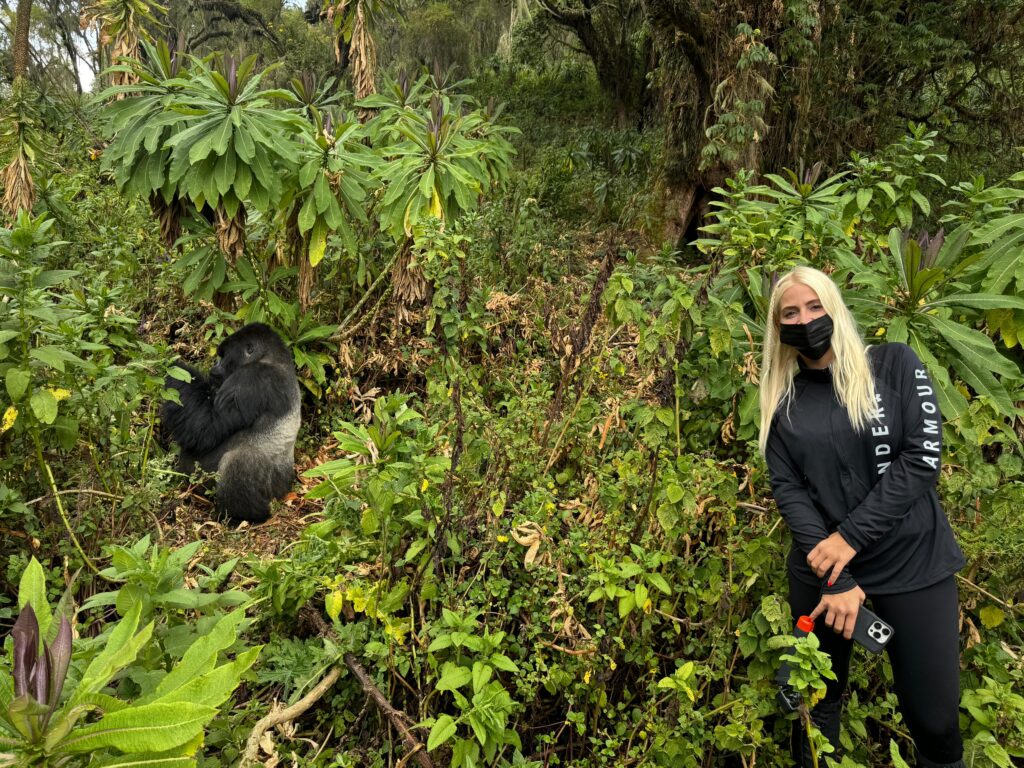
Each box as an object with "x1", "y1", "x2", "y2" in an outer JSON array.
[
  {"x1": 837, "y1": 344, "x2": 942, "y2": 552},
  {"x1": 766, "y1": 423, "x2": 858, "y2": 594}
]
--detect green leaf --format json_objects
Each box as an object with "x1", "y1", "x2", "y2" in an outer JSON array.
[
  {"x1": 149, "y1": 648, "x2": 260, "y2": 709},
  {"x1": 665, "y1": 483, "x2": 684, "y2": 504},
  {"x1": 929, "y1": 293, "x2": 1024, "y2": 311},
  {"x1": 927, "y1": 315, "x2": 1020, "y2": 379},
  {"x1": 6, "y1": 368, "x2": 30, "y2": 401},
  {"x1": 29, "y1": 345, "x2": 91, "y2": 372},
  {"x1": 489, "y1": 654, "x2": 519, "y2": 674},
  {"x1": 978, "y1": 605, "x2": 1005, "y2": 629},
  {"x1": 210, "y1": 117, "x2": 233, "y2": 157},
  {"x1": 58, "y1": 702, "x2": 217, "y2": 754},
  {"x1": 436, "y1": 663, "x2": 472, "y2": 692},
  {"x1": 948, "y1": 352, "x2": 1016, "y2": 415},
  {"x1": 72, "y1": 603, "x2": 152, "y2": 705},
  {"x1": 889, "y1": 740, "x2": 913, "y2": 768},
  {"x1": 876, "y1": 181, "x2": 897, "y2": 203},
  {"x1": 361, "y1": 506, "x2": 379, "y2": 535},
  {"x1": 30, "y1": 389, "x2": 59, "y2": 424},
  {"x1": 34, "y1": 270, "x2": 79, "y2": 288},
  {"x1": 647, "y1": 573, "x2": 672, "y2": 595},
  {"x1": 308, "y1": 219, "x2": 328, "y2": 268},
  {"x1": 909, "y1": 190, "x2": 930, "y2": 216},
  {"x1": 92, "y1": 755, "x2": 196, "y2": 767},
  {"x1": 18, "y1": 558, "x2": 53, "y2": 641},
  {"x1": 144, "y1": 610, "x2": 248, "y2": 703},
  {"x1": 427, "y1": 714, "x2": 458, "y2": 752},
  {"x1": 618, "y1": 594, "x2": 636, "y2": 618}
]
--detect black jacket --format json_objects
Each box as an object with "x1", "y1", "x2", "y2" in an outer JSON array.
[{"x1": 766, "y1": 343, "x2": 965, "y2": 595}]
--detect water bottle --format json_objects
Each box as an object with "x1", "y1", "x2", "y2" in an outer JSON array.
[{"x1": 775, "y1": 615, "x2": 815, "y2": 713}]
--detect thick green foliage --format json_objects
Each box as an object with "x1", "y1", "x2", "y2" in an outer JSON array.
[{"x1": 0, "y1": 556, "x2": 258, "y2": 767}]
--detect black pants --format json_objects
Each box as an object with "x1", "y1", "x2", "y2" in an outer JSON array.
[{"x1": 788, "y1": 575, "x2": 963, "y2": 764}]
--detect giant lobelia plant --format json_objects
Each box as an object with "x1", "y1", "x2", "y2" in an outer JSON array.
[
  {"x1": 162, "y1": 54, "x2": 303, "y2": 264},
  {"x1": 99, "y1": 39, "x2": 192, "y2": 248}
]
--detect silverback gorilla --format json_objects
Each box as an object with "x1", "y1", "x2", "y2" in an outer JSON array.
[{"x1": 161, "y1": 323, "x2": 301, "y2": 523}]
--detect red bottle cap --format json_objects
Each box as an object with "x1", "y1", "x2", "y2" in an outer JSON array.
[{"x1": 796, "y1": 615, "x2": 815, "y2": 633}]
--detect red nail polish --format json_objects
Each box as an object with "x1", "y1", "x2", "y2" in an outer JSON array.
[{"x1": 827, "y1": 581, "x2": 834, "y2": 587}]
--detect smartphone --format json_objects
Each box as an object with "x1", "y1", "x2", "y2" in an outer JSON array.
[{"x1": 852, "y1": 605, "x2": 895, "y2": 654}]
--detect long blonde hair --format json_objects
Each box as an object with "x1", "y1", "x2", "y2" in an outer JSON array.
[{"x1": 758, "y1": 266, "x2": 877, "y2": 454}]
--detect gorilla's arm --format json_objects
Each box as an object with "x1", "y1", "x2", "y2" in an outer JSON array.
[
  {"x1": 160, "y1": 362, "x2": 251, "y2": 456},
  {"x1": 163, "y1": 362, "x2": 295, "y2": 458},
  {"x1": 213, "y1": 363, "x2": 297, "y2": 420}
]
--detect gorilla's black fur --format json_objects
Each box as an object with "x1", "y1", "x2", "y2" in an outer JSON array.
[{"x1": 161, "y1": 323, "x2": 301, "y2": 523}]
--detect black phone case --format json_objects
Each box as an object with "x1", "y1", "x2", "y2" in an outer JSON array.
[{"x1": 853, "y1": 606, "x2": 894, "y2": 653}]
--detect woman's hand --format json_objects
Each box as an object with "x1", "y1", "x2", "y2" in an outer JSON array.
[
  {"x1": 809, "y1": 585, "x2": 866, "y2": 639},
  {"x1": 807, "y1": 532, "x2": 857, "y2": 586}
]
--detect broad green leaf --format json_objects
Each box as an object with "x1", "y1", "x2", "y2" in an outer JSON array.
[
  {"x1": 927, "y1": 315, "x2": 1020, "y2": 379},
  {"x1": 948, "y1": 350, "x2": 1016, "y2": 416},
  {"x1": 72, "y1": 604, "x2": 152, "y2": 705},
  {"x1": 647, "y1": 573, "x2": 672, "y2": 595},
  {"x1": 93, "y1": 754, "x2": 196, "y2": 767},
  {"x1": 977, "y1": 229, "x2": 1024, "y2": 293},
  {"x1": 33, "y1": 270, "x2": 79, "y2": 288},
  {"x1": 148, "y1": 648, "x2": 260, "y2": 709},
  {"x1": 876, "y1": 181, "x2": 897, "y2": 203},
  {"x1": 30, "y1": 389, "x2": 59, "y2": 424},
  {"x1": 308, "y1": 219, "x2": 328, "y2": 267},
  {"x1": 909, "y1": 190, "x2": 930, "y2": 216},
  {"x1": 665, "y1": 483, "x2": 684, "y2": 504},
  {"x1": 144, "y1": 610, "x2": 247, "y2": 703},
  {"x1": 58, "y1": 702, "x2": 217, "y2": 754},
  {"x1": 210, "y1": 117, "x2": 233, "y2": 157},
  {"x1": 929, "y1": 293, "x2": 1024, "y2": 311},
  {"x1": 5, "y1": 368, "x2": 30, "y2": 401},
  {"x1": 436, "y1": 663, "x2": 472, "y2": 692},
  {"x1": 427, "y1": 714, "x2": 457, "y2": 752},
  {"x1": 978, "y1": 605, "x2": 1005, "y2": 629},
  {"x1": 29, "y1": 345, "x2": 91, "y2": 372},
  {"x1": 889, "y1": 739, "x2": 913, "y2": 768},
  {"x1": 972, "y1": 213, "x2": 1024, "y2": 245}
]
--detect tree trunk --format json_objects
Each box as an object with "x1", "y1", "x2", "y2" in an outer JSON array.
[
  {"x1": 12, "y1": 0, "x2": 33, "y2": 79},
  {"x1": 544, "y1": 3, "x2": 649, "y2": 128}
]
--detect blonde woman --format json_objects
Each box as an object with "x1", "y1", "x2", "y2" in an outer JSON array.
[{"x1": 760, "y1": 266, "x2": 965, "y2": 767}]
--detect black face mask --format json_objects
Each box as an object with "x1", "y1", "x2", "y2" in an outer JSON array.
[{"x1": 779, "y1": 314, "x2": 834, "y2": 360}]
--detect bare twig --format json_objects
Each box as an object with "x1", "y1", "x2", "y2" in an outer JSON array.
[
  {"x1": 26, "y1": 488, "x2": 123, "y2": 506},
  {"x1": 956, "y1": 574, "x2": 1023, "y2": 614},
  {"x1": 331, "y1": 251, "x2": 401, "y2": 341},
  {"x1": 240, "y1": 666, "x2": 344, "y2": 767},
  {"x1": 304, "y1": 609, "x2": 434, "y2": 768},
  {"x1": 343, "y1": 652, "x2": 433, "y2": 768},
  {"x1": 540, "y1": 640, "x2": 597, "y2": 656},
  {"x1": 541, "y1": 237, "x2": 620, "y2": 449}
]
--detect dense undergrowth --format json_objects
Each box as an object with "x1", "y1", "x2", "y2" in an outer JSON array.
[{"x1": 1, "y1": 65, "x2": 1023, "y2": 768}]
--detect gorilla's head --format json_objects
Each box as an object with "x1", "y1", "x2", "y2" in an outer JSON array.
[{"x1": 209, "y1": 323, "x2": 288, "y2": 386}]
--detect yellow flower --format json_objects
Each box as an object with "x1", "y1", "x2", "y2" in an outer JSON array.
[
  {"x1": 420, "y1": 478, "x2": 429, "y2": 492},
  {"x1": 48, "y1": 388, "x2": 72, "y2": 402},
  {"x1": 1, "y1": 406, "x2": 17, "y2": 433},
  {"x1": 496, "y1": 534, "x2": 509, "y2": 543},
  {"x1": 874, "y1": 327, "x2": 886, "y2": 337},
  {"x1": 609, "y1": 660, "x2": 617, "y2": 671},
  {"x1": 584, "y1": 669, "x2": 592, "y2": 684}
]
